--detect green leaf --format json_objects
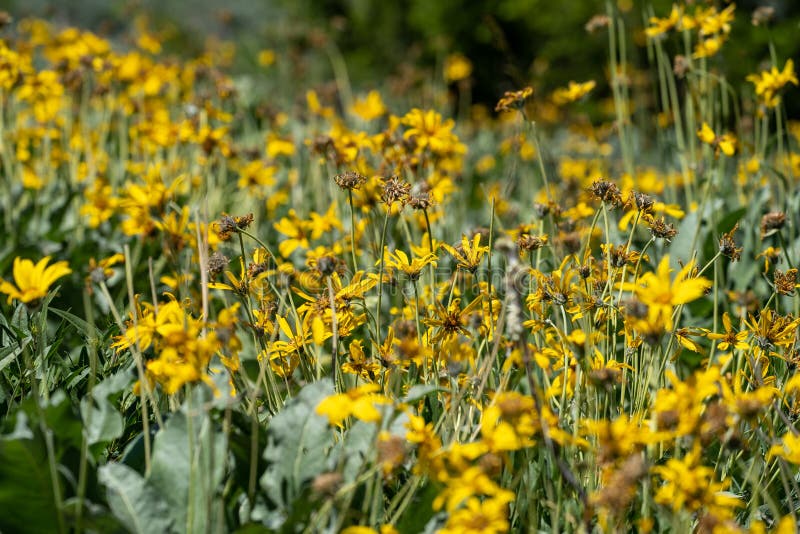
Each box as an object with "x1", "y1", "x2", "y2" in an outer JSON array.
[
  {"x1": 0, "y1": 413, "x2": 61, "y2": 534},
  {"x1": 49, "y1": 307, "x2": 93, "y2": 336},
  {"x1": 148, "y1": 405, "x2": 226, "y2": 533},
  {"x1": 669, "y1": 209, "x2": 700, "y2": 270},
  {"x1": 395, "y1": 481, "x2": 439, "y2": 534},
  {"x1": 403, "y1": 384, "x2": 447, "y2": 404},
  {"x1": 333, "y1": 420, "x2": 377, "y2": 483},
  {"x1": 81, "y1": 370, "x2": 131, "y2": 450},
  {"x1": 11, "y1": 302, "x2": 30, "y2": 335},
  {"x1": 41, "y1": 390, "x2": 84, "y2": 451},
  {"x1": 0, "y1": 343, "x2": 21, "y2": 373},
  {"x1": 99, "y1": 463, "x2": 172, "y2": 534},
  {"x1": 260, "y1": 381, "x2": 333, "y2": 511}
]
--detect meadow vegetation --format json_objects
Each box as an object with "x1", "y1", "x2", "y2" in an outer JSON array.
[{"x1": 1, "y1": 3, "x2": 800, "y2": 533}]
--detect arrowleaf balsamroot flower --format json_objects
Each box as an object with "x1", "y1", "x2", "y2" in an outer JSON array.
[
  {"x1": 0, "y1": 256, "x2": 72, "y2": 304},
  {"x1": 316, "y1": 384, "x2": 391, "y2": 427},
  {"x1": 652, "y1": 444, "x2": 742, "y2": 517},
  {"x1": 551, "y1": 80, "x2": 596, "y2": 105},
  {"x1": 441, "y1": 233, "x2": 490, "y2": 273},
  {"x1": 620, "y1": 256, "x2": 711, "y2": 332},
  {"x1": 705, "y1": 312, "x2": 750, "y2": 351},
  {"x1": 382, "y1": 248, "x2": 437, "y2": 281},
  {"x1": 697, "y1": 122, "x2": 736, "y2": 156},
  {"x1": 747, "y1": 59, "x2": 798, "y2": 108},
  {"x1": 767, "y1": 432, "x2": 800, "y2": 465}
]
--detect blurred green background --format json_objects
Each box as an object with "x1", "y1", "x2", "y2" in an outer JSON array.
[{"x1": 2, "y1": 0, "x2": 799, "y2": 113}]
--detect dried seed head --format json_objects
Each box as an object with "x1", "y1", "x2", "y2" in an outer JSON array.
[
  {"x1": 623, "y1": 298, "x2": 648, "y2": 319},
  {"x1": 761, "y1": 211, "x2": 786, "y2": 238},
  {"x1": 647, "y1": 216, "x2": 678, "y2": 242},
  {"x1": 316, "y1": 255, "x2": 338, "y2": 276},
  {"x1": 589, "y1": 366, "x2": 622, "y2": 390},
  {"x1": 394, "y1": 319, "x2": 417, "y2": 339},
  {"x1": 774, "y1": 268, "x2": 797, "y2": 296},
  {"x1": 699, "y1": 401, "x2": 730, "y2": 445},
  {"x1": 215, "y1": 213, "x2": 254, "y2": 241},
  {"x1": 604, "y1": 244, "x2": 640, "y2": 268},
  {"x1": 534, "y1": 202, "x2": 551, "y2": 218},
  {"x1": 495, "y1": 86, "x2": 534, "y2": 112},
  {"x1": 752, "y1": 6, "x2": 775, "y2": 26},
  {"x1": 585, "y1": 14, "x2": 610, "y2": 34},
  {"x1": 236, "y1": 214, "x2": 254, "y2": 229},
  {"x1": 377, "y1": 434, "x2": 406, "y2": 476},
  {"x1": 632, "y1": 191, "x2": 654, "y2": 212},
  {"x1": 407, "y1": 191, "x2": 432, "y2": 210},
  {"x1": 333, "y1": 170, "x2": 367, "y2": 191},
  {"x1": 673, "y1": 55, "x2": 689, "y2": 78},
  {"x1": 208, "y1": 252, "x2": 229, "y2": 279},
  {"x1": 478, "y1": 453, "x2": 503, "y2": 477},
  {"x1": 380, "y1": 176, "x2": 411, "y2": 206},
  {"x1": 588, "y1": 179, "x2": 622, "y2": 208},
  {"x1": 718, "y1": 223, "x2": 742, "y2": 262},
  {"x1": 591, "y1": 455, "x2": 647, "y2": 511},
  {"x1": 247, "y1": 260, "x2": 269, "y2": 279},
  {"x1": 311, "y1": 472, "x2": 343, "y2": 496},
  {"x1": 0, "y1": 12, "x2": 12, "y2": 29},
  {"x1": 216, "y1": 215, "x2": 237, "y2": 241},
  {"x1": 517, "y1": 233, "x2": 548, "y2": 252}
]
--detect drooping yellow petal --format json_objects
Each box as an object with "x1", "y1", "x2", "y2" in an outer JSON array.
[{"x1": 312, "y1": 315, "x2": 327, "y2": 346}]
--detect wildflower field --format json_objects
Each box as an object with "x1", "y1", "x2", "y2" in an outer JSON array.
[{"x1": 2, "y1": 2, "x2": 800, "y2": 533}]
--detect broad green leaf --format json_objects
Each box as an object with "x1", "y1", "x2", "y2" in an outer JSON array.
[
  {"x1": 80, "y1": 370, "x2": 131, "y2": 450},
  {"x1": 0, "y1": 413, "x2": 61, "y2": 534},
  {"x1": 42, "y1": 390, "x2": 84, "y2": 451},
  {"x1": 148, "y1": 405, "x2": 226, "y2": 533},
  {"x1": 99, "y1": 462, "x2": 172, "y2": 534},
  {"x1": 260, "y1": 380, "x2": 333, "y2": 511},
  {"x1": 333, "y1": 420, "x2": 377, "y2": 483},
  {"x1": 395, "y1": 481, "x2": 439, "y2": 534},
  {"x1": 669, "y1": 209, "x2": 700, "y2": 270}
]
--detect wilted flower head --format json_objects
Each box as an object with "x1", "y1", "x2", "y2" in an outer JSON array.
[
  {"x1": 408, "y1": 190, "x2": 432, "y2": 210},
  {"x1": 774, "y1": 268, "x2": 797, "y2": 296},
  {"x1": 208, "y1": 252, "x2": 229, "y2": 280},
  {"x1": 752, "y1": 6, "x2": 775, "y2": 26},
  {"x1": 380, "y1": 176, "x2": 411, "y2": 207},
  {"x1": 589, "y1": 179, "x2": 622, "y2": 208},
  {"x1": 517, "y1": 234, "x2": 548, "y2": 253},
  {"x1": 646, "y1": 216, "x2": 678, "y2": 242},
  {"x1": 495, "y1": 86, "x2": 534, "y2": 112},
  {"x1": 333, "y1": 170, "x2": 367, "y2": 191},
  {"x1": 631, "y1": 191, "x2": 655, "y2": 212},
  {"x1": 585, "y1": 14, "x2": 610, "y2": 33},
  {"x1": 761, "y1": 211, "x2": 786, "y2": 238},
  {"x1": 216, "y1": 213, "x2": 254, "y2": 241},
  {"x1": 718, "y1": 223, "x2": 742, "y2": 262}
]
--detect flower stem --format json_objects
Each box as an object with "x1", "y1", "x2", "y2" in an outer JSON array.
[{"x1": 376, "y1": 207, "x2": 391, "y2": 348}]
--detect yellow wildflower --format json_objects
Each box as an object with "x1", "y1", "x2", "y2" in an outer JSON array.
[
  {"x1": 443, "y1": 53, "x2": 472, "y2": 83},
  {"x1": 350, "y1": 90, "x2": 387, "y2": 121},
  {"x1": 0, "y1": 256, "x2": 72, "y2": 305},
  {"x1": 315, "y1": 384, "x2": 391, "y2": 427}
]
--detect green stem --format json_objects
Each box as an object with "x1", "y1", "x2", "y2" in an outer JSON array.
[
  {"x1": 348, "y1": 190, "x2": 359, "y2": 273},
  {"x1": 376, "y1": 208, "x2": 391, "y2": 347}
]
